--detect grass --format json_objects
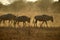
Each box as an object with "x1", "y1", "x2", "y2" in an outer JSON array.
[{"x1": 0, "y1": 26, "x2": 60, "y2": 40}]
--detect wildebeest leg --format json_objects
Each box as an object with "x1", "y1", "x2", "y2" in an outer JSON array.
[
  {"x1": 45, "y1": 21, "x2": 48, "y2": 27},
  {"x1": 8, "y1": 20, "x2": 12, "y2": 27},
  {"x1": 33, "y1": 19, "x2": 35, "y2": 27},
  {"x1": 3, "y1": 20, "x2": 5, "y2": 24},
  {"x1": 8, "y1": 20, "x2": 10, "y2": 23},
  {"x1": 14, "y1": 21, "x2": 16, "y2": 27},
  {"x1": 34, "y1": 22, "x2": 37, "y2": 27},
  {"x1": 28, "y1": 23, "x2": 30, "y2": 27},
  {"x1": 34, "y1": 22, "x2": 35, "y2": 27},
  {"x1": 0, "y1": 21, "x2": 1, "y2": 25},
  {"x1": 0, "y1": 20, "x2": 2, "y2": 26},
  {"x1": 2, "y1": 20, "x2": 6, "y2": 26},
  {"x1": 0, "y1": 20, "x2": 2, "y2": 24},
  {"x1": 36, "y1": 23, "x2": 37, "y2": 27},
  {"x1": 25, "y1": 22, "x2": 26, "y2": 27},
  {"x1": 23, "y1": 22, "x2": 26, "y2": 27},
  {"x1": 34, "y1": 20, "x2": 37, "y2": 27},
  {"x1": 17, "y1": 22, "x2": 20, "y2": 27},
  {"x1": 40, "y1": 21, "x2": 44, "y2": 27}
]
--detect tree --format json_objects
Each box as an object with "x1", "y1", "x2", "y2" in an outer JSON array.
[
  {"x1": 36, "y1": 0, "x2": 52, "y2": 13},
  {"x1": 51, "y1": 1, "x2": 60, "y2": 13},
  {"x1": 8, "y1": 1, "x2": 26, "y2": 12}
]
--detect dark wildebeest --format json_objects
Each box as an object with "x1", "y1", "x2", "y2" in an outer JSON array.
[
  {"x1": 14, "y1": 16, "x2": 30, "y2": 27},
  {"x1": 0, "y1": 14, "x2": 16, "y2": 26},
  {"x1": 33, "y1": 15, "x2": 53, "y2": 27}
]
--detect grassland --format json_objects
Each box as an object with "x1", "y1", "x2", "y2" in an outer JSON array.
[{"x1": 0, "y1": 27, "x2": 60, "y2": 40}]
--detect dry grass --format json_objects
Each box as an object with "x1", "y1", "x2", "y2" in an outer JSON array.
[{"x1": 0, "y1": 27, "x2": 60, "y2": 40}]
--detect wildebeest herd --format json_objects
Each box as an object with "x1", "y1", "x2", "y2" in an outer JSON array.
[{"x1": 0, "y1": 14, "x2": 53, "y2": 27}]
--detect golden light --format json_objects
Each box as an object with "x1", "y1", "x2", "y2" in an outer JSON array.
[
  {"x1": 53, "y1": 0, "x2": 59, "y2": 2},
  {"x1": 0, "y1": 0, "x2": 15, "y2": 5},
  {"x1": 26, "y1": 0, "x2": 37, "y2": 2},
  {"x1": 0, "y1": 0, "x2": 11, "y2": 5}
]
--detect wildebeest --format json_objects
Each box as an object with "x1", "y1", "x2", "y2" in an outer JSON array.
[
  {"x1": 33, "y1": 15, "x2": 53, "y2": 27},
  {"x1": 0, "y1": 14, "x2": 16, "y2": 25},
  {"x1": 14, "y1": 16, "x2": 30, "y2": 27}
]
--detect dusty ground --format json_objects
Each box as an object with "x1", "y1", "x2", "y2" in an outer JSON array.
[{"x1": 0, "y1": 27, "x2": 60, "y2": 40}]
